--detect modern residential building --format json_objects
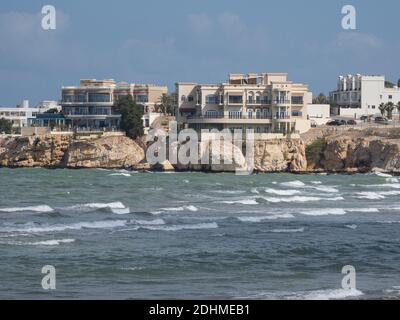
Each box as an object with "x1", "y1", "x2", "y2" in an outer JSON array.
[
  {"x1": 0, "y1": 100, "x2": 57, "y2": 128},
  {"x1": 330, "y1": 74, "x2": 400, "y2": 118},
  {"x1": 176, "y1": 73, "x2": 312, "y2": 136},
  {"x1": 60, "y1": 79, "x2": 167, "y2": 129}
]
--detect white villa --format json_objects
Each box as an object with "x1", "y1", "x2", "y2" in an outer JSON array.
[{"x1": 330, "y1": 74, "x2": 400, "y2": 119}]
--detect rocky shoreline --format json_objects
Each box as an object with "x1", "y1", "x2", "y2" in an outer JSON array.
[{"x1": 1, "y1": 127, "x2": 400, "y2": 174}]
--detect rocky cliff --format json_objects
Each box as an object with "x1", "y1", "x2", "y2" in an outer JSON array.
[
  {"x1": 0, "y1": 135, "x2": 144, "y2": 169},
  {"x1": 304, "y1": 128, "x2": 400, "y2": 173}
]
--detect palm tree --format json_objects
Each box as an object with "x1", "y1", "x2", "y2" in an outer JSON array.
[
  {"x1": 378, "y1": 103, "x2": 386, "y2": 116},
  {"x1": 397, "y1": 101, "x2": 400, "y2": 121},
  {"x1": 385, "y1": 102, "x2": 395, "y2": 119}
]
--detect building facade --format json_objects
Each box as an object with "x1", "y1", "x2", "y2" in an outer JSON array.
[
  {"x1": 0, "y1": 100, "x2": 58, "y2": 128},
  {"x1": 330, "y1": 74, "x2": 400, "y2": 118},
  {"x1": 61, "y1": 79, "x2": 167, "y2": 129},
  {"x1": 176, "y1": 73, "x2": 311, "y2": 135}
]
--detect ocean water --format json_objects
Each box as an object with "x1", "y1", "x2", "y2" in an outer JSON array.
[{"x1": 0, "y1": 168, "x2": 400, "y2": 299}]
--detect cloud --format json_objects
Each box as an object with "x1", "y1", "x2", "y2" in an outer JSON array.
[
  {"x1": 187, "y1": 13, "x2": 213, "y2": 34},
  {"x1": 332, "y1": 31, "x2": 383, "y2": 50},
  {"x1": 217, "y1": 12, "x2": 246, "y2": 34}
]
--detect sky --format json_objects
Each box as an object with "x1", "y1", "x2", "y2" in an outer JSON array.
[{"x1": 0, "y1": 0, "x2": 399, "y2": 106}]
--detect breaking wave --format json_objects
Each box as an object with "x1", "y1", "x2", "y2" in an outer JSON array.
[{"x1": 0, "y1": 205, "x2": 54, "y2": 213}]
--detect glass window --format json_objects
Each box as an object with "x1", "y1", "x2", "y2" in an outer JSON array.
[
  {"x1": 206, "y1": 95, "x2": 218, "y2": 104},
  {"x1": 136, "y1": 95, "x2": 148, "y2": 103},
  {"x1": 228, "y1": 95, "x2": 243, "y2": 104},
  {"x1": 291, "y1": 96, "x2": 303, "y2": 104},
  {"x1": 88, "y1": 93, "x2": 111, "y2": 102}
]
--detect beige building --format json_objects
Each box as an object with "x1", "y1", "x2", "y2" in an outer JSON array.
[
  {"x1": 176, "y1": 73, "x2": 311, "y2": 135},
  {"x1": 61, "y1": 79, "x2": 167, "y2": 129}
]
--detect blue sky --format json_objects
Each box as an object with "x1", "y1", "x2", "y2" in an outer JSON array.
[{"x1": 0, "y1": 0, "x2": 399, "y2": 106}]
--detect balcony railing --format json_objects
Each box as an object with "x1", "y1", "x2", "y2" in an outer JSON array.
[
  {"x1": 247, "y1": 99, "x2": 272, "y2": 105},
  {"x1": 273, "y1": 99, "x2": 291, "y2": 104},
  {"x1": 187, "y1": 114, "x2": 291, "y2": 120}
]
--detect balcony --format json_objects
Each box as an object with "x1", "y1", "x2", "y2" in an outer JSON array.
[
  {"x1": 247, "y1": 99, "x2": 272, "y2": 105},
  {"x1": 272, "y1": 99, "x2": 291, "y2": 105}
]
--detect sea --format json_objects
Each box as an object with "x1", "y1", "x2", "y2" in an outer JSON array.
[{"x1": 0, "y1": 168, "x2": 400, "y2": 299}]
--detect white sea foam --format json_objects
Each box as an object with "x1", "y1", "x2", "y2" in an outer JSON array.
[
  {"x1": 280, "y1": 180, "x2": 306, "y2": 188},
  {"x1": 270, "y1": 227, "x2": 305, "y2": 233},
  {"x1": 355, "y1": 192, "x2": 385, "y2": 200},
  {"x1": 28, "y1": 239, "x2": 75, "y2": 246},
  {"x1": 373, "y1": 172, "x2": 393, "y2": 178},
  {"x1": 237, "y1": 288, "x2": 363, "y2": 300},
  {"x1": 159, "y1": 205, "x2": 199, "y2": 212},
  {"x1": 346, "y1": 208, "x2": 379, "y2": 213},
  {"x1": 345, "y1": 224, "x2": 358, "y2": 230},
  {"x1": 139, "y1": 222, "x2": 218, "y2": 231},
  {"x1": 250, "y1": 188, "x2": 260, "y2": 194},
  {"x1": 220, "y1": 199, "x2": 258, "y2": 205},
  {"x1": 69, "y1": 202, "x2": 126, "y2": 210},
  {"x1": 300, "y1": 208, "x2": 347, "y2": 216},
  {"x1": 310, "y1": 181, "x2": 322, "y2": 185},
  {"x1": 0, "y1": 205, "x2": 54, "y2": 213},
  {"x1": 130, "y1": 218, "x2": 165, "y2": 225},
  {"x1": 111, "y1": 207, "x2": 131, "y2": 215},
  {"x1": 311, "y1": 185, "x2": 339, "y2": 193},
  {"x1": 215, "y1": 190, "x2": 246, "y2": 194},
  {"x1": 262, "y1": 196, "x2": 343, "y2": 203},
  {"x1": 237, "y1": 214, "x2": 294, "y2": 223},
  {"x1": 264, "y1": 188, "x2": 300, "y2": 196},
  {"x1": 1, "y1": 219, "x2": 128, "y2": 234},
  {"x1": 120, "y1": 266, "x2": 145, "y2": 271},
  {"x1": 300, "y1": 288, "x2": 363, "y2": 300},
  {"x1": 109, "y1": 173, "x2": 131, "y2": 177},
  {"x1": 3, "y1": 238, "x2": 76, "y2": 246}
]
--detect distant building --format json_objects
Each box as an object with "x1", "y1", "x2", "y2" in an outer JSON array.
[
  {"x1": 330, "y1": 74, "x2": 400, "y2": 118},
  {"x1": 0, "y1": 100, "x2": 57, "y2": 128},
  {"x1": 60, "y1": 79, "x2": 167, "y2": 129},
  {"x1": 176, "y1": 73, "x2": 312, "y2": 135},
  {"x1": 28, "y1": 113, "x2": 65, "y2": 128}
]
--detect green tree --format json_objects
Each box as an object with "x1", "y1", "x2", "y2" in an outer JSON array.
[
  {"x1": 0, "y1": 118, "x2": 12, "y2": 134},
  {"x1": 398, "y1": 79, "x2": 400, "y2": 88},
  {"x1": 44, "y1": 108, "x2": 60, "y2": 114},
  {"x1": 312, "y1": 93, "x2": 329, "y2": 104},
  {"x1": 113, "y1": 95, "x2": 144, "y2": 139},
  {"x1": 385, "y1": 102, "x2": 395, "y2": 119},
  {"x1": 378, "y1": 103, "x2": 386, "y2": 116},
  {"x1": 155, "y1": 93, "x2": 174, "y2": 115},
  {"x1": 397, "y1": 101, "x2": 400, "y2": 120}
]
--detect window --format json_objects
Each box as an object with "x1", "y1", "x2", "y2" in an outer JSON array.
[
  {"x1": 88, "y1": 93, "x2": 110, "y2": 103},
  {"x1": 136, "y1": 95, "x2": 148, "y2": 103},
  {"x1": 292, "y1": 111, "x2": 302, "y2": 117},
  {"x1": 291, "y1": 96, "x2": 303, "y2": 104},
  {"x1": 389, "y1": 95, "x2": 393, "y2": 99},
  {"x1": 188, "y1": 96, "x2": 194, "y2": 102},
  {"x1": 206, "y1": 95, "x2": 218, "y2": 105},
  {"x1": 228, "y1": 95, "x2": 243, "y2": 104},
  {"x1": 181, "y1": 95, "x2": 186, "y2": 102}
]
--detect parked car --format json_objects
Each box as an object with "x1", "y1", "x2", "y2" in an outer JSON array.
[
  {"x1": 327, "y1": 119, "x2": 345, "y2": 126},
  {"x1": 374, "y1": 116, "x2": 389, "y2": 125},
  {"x1": 360, "y1": 115, "x2": 369, "y2": 121},
  {"x1": 346, "y1": 119, "x2": 357, "y2": 125}
]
